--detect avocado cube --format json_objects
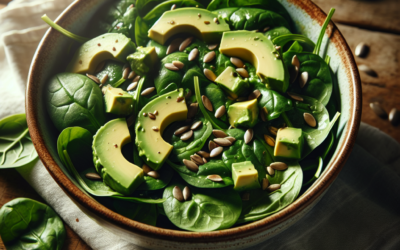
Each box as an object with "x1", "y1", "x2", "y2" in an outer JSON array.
[
  {"x1": 227, "y1": 99, "x2": 259, "y2": 128},
  {"x1": 104, "y1": 85, "x2": 133, "y2": 117},
  {"x1": 274, "y1": 127, "x2": 304, "y2": 160},
  {"x1": 232, "y1": 161, "x2": 260, "y2": 192},
  {"x1": 215, "y1": 66, "x2": 249, "y2": 99},
  {"x1": 127, "y1": 46, "x2": 158, "y2": 75}
]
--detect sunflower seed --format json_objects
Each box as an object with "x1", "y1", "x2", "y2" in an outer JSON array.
[
  {"x1": 197, "y1": 151, "x2": 210, "y2": 158},
  {"x1": 85, "y1": 172, "x2": 102, "y2": 180},
  {"x1": 215, "y1": 105, "x2": 226, "y2": 118},
  {"x1": 389, "y1": 108, "x2": 400, "y2": 126},
  {"x1": 257, "y1": 108, "x2": 266, "y2": 122},
  {"x1": 244, "y1": 129, "x2": 253, "y2": 144},
  {"x1": 207, "y1": 174, "x2": 223, "y2": 182},
  {"x1": 203, "y1": 157, "x2": 208, "y2": 163},
  {"x1": 230, "y1": 57, "x2": 244, "y2": 68},
  {"x1": 152, "y1": 126, "x2": 159, "y2": 132},
  {"x1": 203, "y1": 51, "x2": 216, "y2": 63},
  {"x1": 188, "y1": 48, "x2": 199, "y2": 61},
  {"x1": 236, "y1": 68, "x2": 249, "y2": 78},
  {"x1": 270, "y1": 162, "x2": 288, "y2": 171},
  {"x1": 214, "y1": 138, "x2": 232, "y2": 147},
  {"x1": 171, "y1": 61, "x2": 184, "y2": 70},
  {"x1": 287, "y1": 92, "x2": 304, "y2": 102},
  {"x1": 207, "y1": 44, "x2": 218, "y2": 50},
  {"x1": 210, "y1": 146, "x2": 223, "y2": 157},
  {"x1": 355, "y1": 42, "x2": 369, "y2": 58},
  {"x1": 147, "y1": 171, "x2": 160, "y2": 179},
  {"x1": 264, "y1": 135, "x2": 276, "y2": 147},
  {"x1": 358, "y1": 64, "x2": 378, "y2": 77},
  {"x1": 292, "y1": 55, "x2": 300, "y2": 68},
  {"x1": 248, "y1": 89, "x2": 261, "y2": 100},
  {"x1": 268, "y1": 126, "x2": 278, "y2": 136},
  {"x1": 141, "y1": 87, "x2": 155, "y2": 96},
  {"x1": 209, "y1": 140, "x2": 217, "y2": 151},
  {"x1": 94, "y1": 61, "x2": 106, "y2": 74},
  {"x1": 154, "y1": 110, "x2": 159, "y2": 115},
  {"x1": 127, "y1": 71, "x2": 136, "y2": 80},
  {"x1": 179, "y1": 36, "x2": 193, "y2": 51},
  {"x1": 183, "y1": 186, "x2": 191, "y2": 201},
  {"x1": 171, "y1": 4, "x2": 177, "y2": 10},
  {"x1": 299, "y1": 71, "x2": 308, "y2": 88},
  {"x1": 369, "y1": 102, "x2": 388, "y2": 119},
  {"x1": 173, "y1": 186, "x2": 184, "y2": 201},
  {"x1": 174, "y1": 126, "x2": 190, "y2": 136},
  {"x1": 266, "y1": 166, "x2": 275, "y2": 175},
  {"x1": 122, "y1": 63, "x2": 130, "y2": 71},
  {"x1": 204, "y1": 68, "x2": 217, "y2": 82},
  {"x1": 185, "y1": 89, "x2": 192, "y2": 99},
  {"x1": 101, "y1": 74, "x2": 108, "y2": 85},
  {"x1": 142, "y1": 164, "x2": 152, "y2": 175},
  {"x1": 177, "y1": 96, "x2": 184, "y2": 102},
  {"x1": 267, "y1": 184, "x2": 281, "y2": 192},
  {"x1": 165, "y1": 63, "x2": 179, "y2": 71},
  {"x1": 202, "y1": 95, "x2": 213, "y2": 111},
  {"x1": 242, "y1": 192, "x2": 250, "y2": 201},
  {"x1": 225, "y1": 137, "x2": 236, "y2": 143},
  {"x1": 180, "y1": 130, "x2": 194, "y2": 141},
  {"x1": 167, "y1": 38, "x2": 183, "y2": 55},
  {"x1": 121, "y1": 67, "x2": 130, "y2": 79},
  {"x1": 183, "y1": 159, "x2": 199, "y2": 172},
  {"x1": 262, "y1": 178, "x2": 269, "y2": 190},
  {"x1": 304, "y1": 113, "x2": 317, "y2": 127},
  {"x1": 148, "y1": 113, "x2": 156, "y2": 120},
  {"x1": 187, "y1": 103, "x2": 199, "y2": 119},
  {"x1": 86, "y1": 74, "x2": 100, "y2": 84},
  {"x1": 213, "y1": 17, "x2": 219, "y2": 24},
  {"x1": 212, "y1": 129, "x2": 227, "y2": 138},
  {"x1": 191, "y1": 120, "x2": 202, "y2": 130},
  {"x1": 133, "y1": 75, "x2": 141, "y2": 83},
  {"x1": 263, "y1": 26, "x2": 270, "y2": 32},
  {"x1": 191, "y1": 154, "x2": 204, "y2": 165}
]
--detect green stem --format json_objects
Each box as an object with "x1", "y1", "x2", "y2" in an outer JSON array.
[
  {"x1": 281, "y1": 112, "x2": 293, "y2": 127},
  {"x1": 313, "y1": 8, "x2": 335, "y2": 55},
  {"x1": 41, "y1": 14, "x2": 89, "y2": 43},
  {"x1": 113, "y1": 77, "x2": 126, "y2": 88},
  {"x1": 325, "y1": 55, "x2": 331, "y2": 65},
  {"x1": 302, "y1": 157, "x2": 323, "y2": 187}
]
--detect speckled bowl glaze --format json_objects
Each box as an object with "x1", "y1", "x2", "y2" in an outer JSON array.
[{"x1": 26, "y1": 0, "x2": 361, "y2": 249}]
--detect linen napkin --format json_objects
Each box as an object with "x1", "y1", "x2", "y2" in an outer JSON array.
[{"x1": 1, "y1": 1, "x2": 400, "y2": 250}]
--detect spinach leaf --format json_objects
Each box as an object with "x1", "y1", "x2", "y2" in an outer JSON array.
[
  {"x1": 0, "y1": 198, "x2": 66, "y2": 250},
  {"x1": 272, "y1": 34, "x2": 315, "y2": 50},
  {"x1": 135, "y1": 16, "x2": 150, "y2": 46},
  {"x1": 113, "y1": 199, "x2": 158, "y2": 226},
  {"x1": 264, "y1": 26, "x2": 291, "y2": 41},
  {"x1": 109, "y1": 4, "x2": 138, "y2": 41},
  {"x1": 136, "y1": 0, "x2": 166, "y2": 17},
  {"x1": 143, "y1": 0, "x2": 203, "y2": 24},
  {"x1": 147, "y1": 39, "x2": 167, "y2": 59},
  {"x1": 96, "y1": 60, "x2": 124, "y2": 87},
  {"x1": 57, "y1": 127, "x2": 165, "y2": 204},
  {"x1": 0, "y1": 114, "x2": 38, "y2": 169},
  {"x1": 163, "y1": 180, "x2": 242, "y2": 231},
  {"x1": 46, "y1": 73, "x2": 106, "y2": 135}
]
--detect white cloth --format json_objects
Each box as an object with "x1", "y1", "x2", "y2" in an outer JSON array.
[{"x1": 1, "y1": 1, "x2": 400, "y2": 250}]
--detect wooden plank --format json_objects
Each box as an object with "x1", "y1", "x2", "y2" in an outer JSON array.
[
  {"x1": 314, "y1": 0, "x2": 400, "y2": 34},
  {"x1": 337, "y1": 24, "x2": 400, "y2": 142}
]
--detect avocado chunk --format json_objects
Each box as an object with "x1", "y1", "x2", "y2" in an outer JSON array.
[
  {"x1": 127, "y1": 46, "x2": 158, "y2": 75},
  {"x1": 274, "y1": 127, "x2": 304, "y2": 160},
  {"x1": 135, "y1": 89, "x2": 188, "y2": 170},
  {"x1": 93, "y1": 118, "x2": 144, "y2": 195},
  {"x1": 215, "y1": 66, "x2": 249, "y2": 99},
  {"x1": 67, "y1": 33, "x2": 136, "y2": 74},
  {"x1": 227, "y1": 99, "x2": 259, "y2": 128},
  {"x1": 148, "y1": 8, "x2": 230, "y2": 45},
  {"x1": 104, "y1": 85, "x2": 133, "y2": 116},
  {"x1": 232, "y1": 161, "x2": 260, "y2": 192},
  {"x1": 219, "y1": 31, "x2": 289, "y2": 92}
]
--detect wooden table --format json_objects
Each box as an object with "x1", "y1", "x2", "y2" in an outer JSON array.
[{"x1": 0, "y1": 0, "x2": 399, "y2": 249}]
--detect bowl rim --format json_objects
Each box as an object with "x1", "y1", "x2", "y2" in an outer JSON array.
[{"x1": 26, "y1": 0, "x2": 362, "y2": 242}]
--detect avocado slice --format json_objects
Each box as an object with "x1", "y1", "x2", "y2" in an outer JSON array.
[
  {"x1": 227, "y1": 99, "x2": 259, "y2": 128},
  {"x1": 126, "y1": 46, "x2": 158, "y2": 75},
  {"x1": 93, "y1": 118, "x2": 144, "y2": 195},
  {"x1": 232, "y1": 161, "x2": 260, "y2": 192},
  {"x1": 104, "y1": 85, "x2": 133, "y2": 117},
  {"x1": 219, "y1": 31, "x2": 289, "y2": 92},
  {"x1": 135, "y1": 88, "x2": 188, "y2": 170},
  {"x1": 274, "y1": 127, "x2": 304, "y2": 160},
  {"x1": 215, "y1": 66, "x2": 249, "y2": 99},
  {"x1": 67, "y1": 33, "x2": 136, "y2": 74},
  {"x1": 148, "y1": 8, "x2": 230, "y2": 45}
]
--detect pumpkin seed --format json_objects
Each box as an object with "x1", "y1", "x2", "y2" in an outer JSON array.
[
  {"x1": 260, "y1": 108, "x2": 266, "y2": 121},
  {"x1": 165, "y1": 63, "x2": 179, "y2": 71},
  {"x1": 187, "y1": 103, "x2": 199, "y2": 119},
  {"x1": 263, "y1": 26, "x2": 270, "y2": 32},
  {"x1": 248, "y1": 89, "x2": 261, "y2": 100},
  {"x1": 133, "y1": 75, "x2": 141, "y2": 83},
  {"x1": 142, "y1": 164, "x2": 152, "y2": 175},
  {"x1": 208, "y1": 44, "x2": 218, "y2": 50},
  {"x1": 172, "y1": 61, "x2": 184, "y2": 69},
  {"x1": 355, "y1": 42, "x2": 369, "y2": 58},
  {"x1": 183, "y1": 159, "x2": 199, "y2": 172},
  {"x1": 225, "y1": 137, "x2": 236, "y2": 143},
  {"x1": 191, "y1": 120, "x2": 202, "y2": 130},
  {"x1": 287, "y1": 92, "x2": 304, "y2": 102},
  {"x1": 122, "y1": 67, "x2": 130, "y2": 79},
  {"x1": 209, "y1": 140, "x2": 217, "y2": 151},
  {"x1": 370, "y1": 102, "x2": 388, "y2": 119},
  {"x1": 304, "y1": 113, "x2": 317, "y2": 127},
  {"x1": 183, "y1": 186, "x2": 191, "y2": 201},
  {"x1": 212, "y1": 129, "x2": 227, "y2": 138},
  {"x1": 236, "y1": 68, "x2": 249, "y2": 78},
  {"x1": 266, "y1": 166, "x2": 275, "y2": 175},
  {"x1": 167, "y1": 38, "x2": 183, "y2": 55},
  {"x1": 244, "y1": 129, "x2": 253, "y2": 144},
  {"x1": 174, "y1": 125, "x2": 190, "y2": 135},
  {"x1": 173, "y1": 186, "x2": 184, "y2": 202},
  {"x1": 214, "y1": 138, "x2": 232, "y2": 147},
  {"x1": 230, "y1": 57, "x2": 244, "y2": 68},
  {"x1": 268, "y1": 126, "x2": 278, "y2": 136},
  {"x1": 204, "y1": 68, "x2": 217, "y2": 82},
  {"x1": 152, "y1": 126, "x2": 160, "y2": 132},
  {"x1": 148, "y1": 113, "x2": 156, "y2": 120},
  {"x1": 210, "y1": 146, "x2": 223, "y2": 157},
  {"x1": 180, "y1": 130, "x2": 194, "y2": 141},
  {"x1": 179, "y1": 36, "x2": 194, "y2": 51},
  {"x1": 215, "y1": 105, "x2": 226, "y2": 118},
  {"x1": 86, "y1": 74, "x2": 100, "y2": 84},
  {"x1": 264, "y1": 135, "x2": 275, "y2": 147},
  {"x1": 270, "y1": 162, "x2": 288, "y2": 170},
  {"x1": 262, "y1": 178, "x2": 269, "y2": 190},
  {"x1": 267, "y1": 184, "x2": 281, "y2": 192},
  {"x1": 389, "y1": 108, "x2": 400, "y2": 126},
  {"x1": 202, "y1": 95, "x2": 213, "y2": 111},
  {"x1": 242, "y1": 192, "x2": 250, "y2": 201},
  {"x1": 94, "y1": 61, "x2": 105, "y2": 74},
  {"x1": 188, "y1": 48, "x2": 199, "y2": 61},
  {"x1": 299, "y1": 71, "x2": 308, "y2": 88},
  {"x1": 358, "y1": 64, "x2": 378, "y2": 77},
  {"x1": 85, "y1": 172, "x2": 102, "y2": 180},
  {"x1": 203, "y1": 51, "x2": 216, "y2": 63},
  {"x1": 141, "y1": 87, "x2": 155, "y2": 96},
  {"x1": 128, "y1": 71, "x2": 136, "y2": 80},
  {"x1": 190, "y1": 154, "x2": 204, "y2": 165},
  {"x1": 171, "y1": 3, "x2": 176, "y2": 10},
  {"x1": 147, "y1": 171, "x2": 160, "y2": 179},
  {"x1": 207, "y1": 174, "x2": 223, "y2": 182},
  {"x1": 197, "y1": 151, "x2": 210, "y2": 158}
]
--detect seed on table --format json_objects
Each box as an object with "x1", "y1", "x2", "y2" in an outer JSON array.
[
  {"x1": 214, "y1": 138, "x2": 232, "y2": 147},
  {"x1": 207, "y1": 174, "x2": 223, "y2": 182},
  {"x1": 210, "y1": 146, "x2": 223, "y2": 158},
  {"x1": 94, "y1": 61, "x2": 105, "y2": 73},
  {"x1": 225, "y1": 136, "x2": 236, "y2": 143},
  {"x1": 248, "y1": 89, "x2": 261, "y2": 100},
  {"x1": 86, "y1": 74, "x2": 100, "y2": 84},
  {"x1": 173, "y1": 186, "x2": 184, "y2": 202},
  {"x1": 202, "y1": 95, "x2": 213, "y2": 111},
  {"x1": 236, "y1": 68, "x2": 249, "y2": 78},
  {"x1": 204, "y1": 68, "x2": 217, "y2": 82},
  {"x1": 370, "y1": 102, "x2": 388, "y2": 119},
  {"x1": 179, "y1": 36, "x2": 194, "y2": 51},
  {"x1": 355, "y1": 42, "x2": 369, "y2": 58},
  {"x1": 212, "y1": 129, "x2": 227, "y2": 138},
  {"x1": 191, "y1": 120, "x2": 202, "y2": 130},
  {"x1": 133, "y1": 75, "x2": 141, "y2": 83},
  {"x1": 268, "y1": 126, "x2": 278, "y2": 136},
  {"x1": 142, "y1": 164, "x2": 152, "y2": 175},
  {"x1": 147, "y1": 171, "x2": 160, "y2": 179},
  {"x1": 197, "y1": 151, "x2": 210, "y2": 158},
  {"x1": 358, "y1": 64, "x2": 378, "y2": 77},
  {"x1": 190, "y1": 154, "x2": 204, "y2": 165},
  {"x1": 215, "y1": 105, "x2": 226, "y2": 118},
  {"x1": 267, "y1": 184, "x2": 281, "y2": 192},
  {"x1": 389, "y1": 108, "x2": 400, "y2": 126},
  {"x1": 208, "y1": 44, "x2": 218, "y2": 50},
  {"x1": 203, "y1": 51, "x2": 216, "y2": 63},
  {"x1": 180, "y1": 130, "x2": 194, "y2": 141},
  {"x1": 101, "y1": 74, "x2": 108, "y2": 85},
  {"x1": 262, "y1": 178, "x2": 269, "y2": 190},
  {"x1": 148, "y1": 113, "x2": 156, "y2": 120},
  {"x1": 165, "y1": 63, "x2": 180, "y2": 71},
  {"x1": 167, "y1": 37, "x2": 183, "y2": 55},
  {"x1": 266, "y1": 166, "x2": 275, "y2": 175},
  {"x1": 209, "y1": 140, "x2": 217, "y2": 151},
  {"x1": 244, "y1": 129, "x2": 253, "y2": 144},
  {"x1": 174, "y1": 125, "x2": 190, "y2": 135},
  {"x1": 183, "y1": 159, "x2": 199, "y2": 172},
  {"x1": 141, "y1": 87, "x2": 155, "y2": 96},
  {"x1": 85, "y1": 172, "x2": 102, "y2": 180},
  {"x1": 183, "y1": 186, "x2": 191, "y2": 201},
  {"x1": 270, "y1": 162, "x2": 288, "y2": 171},
  {"x1": 264, "y1": 135, "x2": 275, "y2": 147},
  {"x1": 187, "y1": 103, "x2": 199, "y2": 119},
  {"x1": 230, "y1": 57, "x2": 244, "y2": 68},
  {"x1": 242, "y1": 192, "x2": 250, "y2": 201},
  {"x1": 188, "y1": 48, "x2": 199, "y2": 61},
  {"x1": 122, "y1": 67, "x2": 130, "y2": 79},
  {"x1": 304, "y1": 113, "x2": 317, "y2": 127},
  {"x1": 287, "y1": 92, "x2": 304, "y2": 102}
]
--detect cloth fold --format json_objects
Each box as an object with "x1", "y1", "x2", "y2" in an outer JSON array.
[{"x1": 0, "y1": 1, "x2": 399, "y2": 250}]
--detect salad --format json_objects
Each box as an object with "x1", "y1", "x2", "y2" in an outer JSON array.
[{"x1": 43, "y1": 0, "x2": 340, "y2": 232}]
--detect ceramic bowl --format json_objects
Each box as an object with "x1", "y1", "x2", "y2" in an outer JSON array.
[{"x1": 26, "y1": 0, "x2": 361, "y2": 249}]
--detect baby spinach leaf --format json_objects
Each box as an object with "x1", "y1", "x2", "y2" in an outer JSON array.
[
  {"x1": 113, "y1": 199, "x2": 158, "y2": 226},
  {"x1": 96, "y1": 60, "x2": 124, "y2": 87},
  {"x1": 147, "y1": 39, "x2": 167, "y2": 59},
  {"x1": 163, "y1": 180, "x2": 242, "y2": 231},
  {"x1": 0, "y1": 198, "x2": 66, "y2": 250},
  {"x1": 109, "y1": 4, "x2": 138, "y2": 41},
  {"x1": 136, "y1": 0, "x2": 166, "y2": 17},
  {"x1": 272, "y1": 34, "x2": 315, "y2": 50},
  {"x1": 143, "y1": 0, "x2": 203, "y2": 24},
  {"x1": 46, "y1": 73, "x2": 106, "y2": 135},
  {"x1": 135, "y1": 16, "x2": 150, "y2": 46},
  {"x1": 264, "y1": 26, "x2": 291, "y2": 41},
  {"x1": 0, "y1": 114, "x2": 38, "y2": 169}
]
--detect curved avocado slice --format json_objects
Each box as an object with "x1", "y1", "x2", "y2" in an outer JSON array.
[
  {"x1": 135, "y1": 89, "x2": 188, "y2": 170},
  {"x1": 219, "y1": 31, "x2": 289, "y2": 92},
  {"x1": 67, "y1": 33, "x2": 136, "y2": 74},
  {"x1": 93, "y1": 118, "x2": 144, "y2": 195},
  {"x1": 148, "y1": 8, "x2": 230, "y2": 45}
]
